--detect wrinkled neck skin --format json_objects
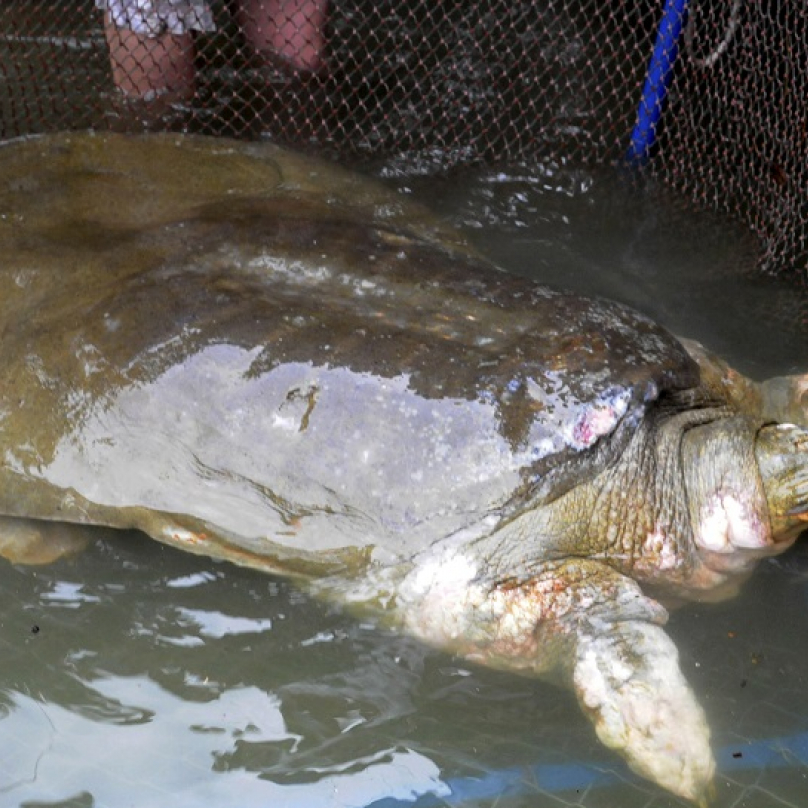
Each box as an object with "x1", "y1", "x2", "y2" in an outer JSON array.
[
  {"x1": 480, "y1": 405, "x2": 792, "y2": 603},
  {"x1": 334, "y1": 403, "x2": 792, "y2": 644}
]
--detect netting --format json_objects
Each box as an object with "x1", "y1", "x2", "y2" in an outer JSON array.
[{"x1": 0, "y1": 1, "x2": 805, "y2": 282}]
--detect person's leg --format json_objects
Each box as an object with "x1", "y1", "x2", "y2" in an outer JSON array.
[
  {"x1": 237, "y1": 0, "x2": 328, "y2": 74},
  {"x1": 102, "y1": 11, "x2": 197, "y2": 100}
]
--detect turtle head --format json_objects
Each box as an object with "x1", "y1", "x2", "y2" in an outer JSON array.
[
  {"x1": 760, "y1": 373, "x2": 808, "y2": 427},
  {"x1": 755, "y1": 423, "x2": 808, "y2": 544},
  {"x1": 680, "y1": 417, "x2": 806, "y2": 571}
]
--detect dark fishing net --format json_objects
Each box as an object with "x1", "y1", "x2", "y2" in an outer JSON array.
[{"x1": 0, "y1": 0, "x2": 805, "y2": 297}]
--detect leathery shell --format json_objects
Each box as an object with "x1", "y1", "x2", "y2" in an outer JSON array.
[{"x1": 0, "y1": 133, "x2": 698, "y2": 576}]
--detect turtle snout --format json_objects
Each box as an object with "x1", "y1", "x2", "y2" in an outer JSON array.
[{"x1": 756, "y1": 423, "x2": 808, "y2": 545}]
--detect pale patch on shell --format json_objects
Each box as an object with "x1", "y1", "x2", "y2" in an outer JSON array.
[{"x1": 569, "y1": 387, "x2": 631, "y2": 449}]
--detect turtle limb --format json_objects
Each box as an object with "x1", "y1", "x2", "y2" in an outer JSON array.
[
  {"x1": 0, "y1": 515, "x2": 92, "y2": 564},
  {"x1": 573, "y1": 619, "x2": 714, "y2": 806},
  {"x1": 551, "y1": 561, "x2": 715, "y2": 804},
  {"x1": 399, "y1": 555, "x2": 714, "y2": 803}
]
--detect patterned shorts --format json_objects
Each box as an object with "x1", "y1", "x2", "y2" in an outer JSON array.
[{"x1": 95, "y1": 0, "x2": 216, "y2": 36}]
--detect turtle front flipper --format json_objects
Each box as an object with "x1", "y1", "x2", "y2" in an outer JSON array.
[
  {"x1": 573, "y1": 613, "x2": 713, "y2": 805},
  {"x1": 398, "y1": 555, "x2": 714, "y2": 804},
  {"x1": 552, "y1": 561, "x2": 714, "y2": 804}
]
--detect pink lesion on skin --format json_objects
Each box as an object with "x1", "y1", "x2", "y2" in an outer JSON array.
[
  {"x1": 457, "y1": 582, "x2": 570, "y2": 669},
  {"x1": 573, "y1": 404, "x2": 620, "y2": 447},
  {"x1": 619, "y1": 520, "x2": 747, "y2": 598},
  {"x1": 695, "y1": 493, "x2": 770, "y2": 553},
  {"x1": 409, "y1": 570, "x2": 583, "y2": 670},
  {"x1": 629, "y1": 525, "x2": 743, "y2": 599},
  {"x1": 461, "y1": 569, "x2": 618, "y2": 669},
  {"x1": 656, "y1": 493, "x2": 797, "y2": 598},
  {"x1": 634, "y1": 526, "x2": 679, "y2": 574},
  {"x1": 169, "y1": 529, "x2": 208, "y2": 546}
]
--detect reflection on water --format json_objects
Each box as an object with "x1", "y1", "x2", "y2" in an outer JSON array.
[
  {"x1": 1, "y1": 162, "x2": 807, "y2": 808},
  {"x1": 399, "y1": 165, "x2": 807, "y2": 376},
  {"x1": 3, "y1": 526, "x2": 808, "y2": 808},
  {"x1": 1, "y1": 530, "x2": 450, "y2": 808}
]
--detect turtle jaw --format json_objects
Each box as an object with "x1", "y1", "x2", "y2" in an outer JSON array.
[{"x1": 755, "y1": 423, "x2": 808, "y2": 545}]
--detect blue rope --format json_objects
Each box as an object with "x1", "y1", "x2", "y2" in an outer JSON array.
[
  {"x1": 626, "y1": 0, "x2": 689, "y2": 165},
  {"x1": 366, "y1": 730, "x2": 808, "y2": 807}
]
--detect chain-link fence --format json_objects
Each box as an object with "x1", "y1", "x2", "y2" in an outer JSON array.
[{"x1": 1, "y1": 1, "x2": 806, "y2": 284}]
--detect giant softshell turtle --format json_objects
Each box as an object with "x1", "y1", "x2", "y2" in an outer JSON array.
[{"x1": 0, "y1": 132, "x2": 806, "y2": 804}]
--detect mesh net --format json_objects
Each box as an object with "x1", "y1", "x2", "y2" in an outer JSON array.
[{"x1": 0, "y1": 0, "x2": 805, "y2": 285}]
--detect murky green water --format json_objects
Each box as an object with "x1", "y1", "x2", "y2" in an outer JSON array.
[{"x1": 1, "y1": 154, "x2": 807, "y2": 808}]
